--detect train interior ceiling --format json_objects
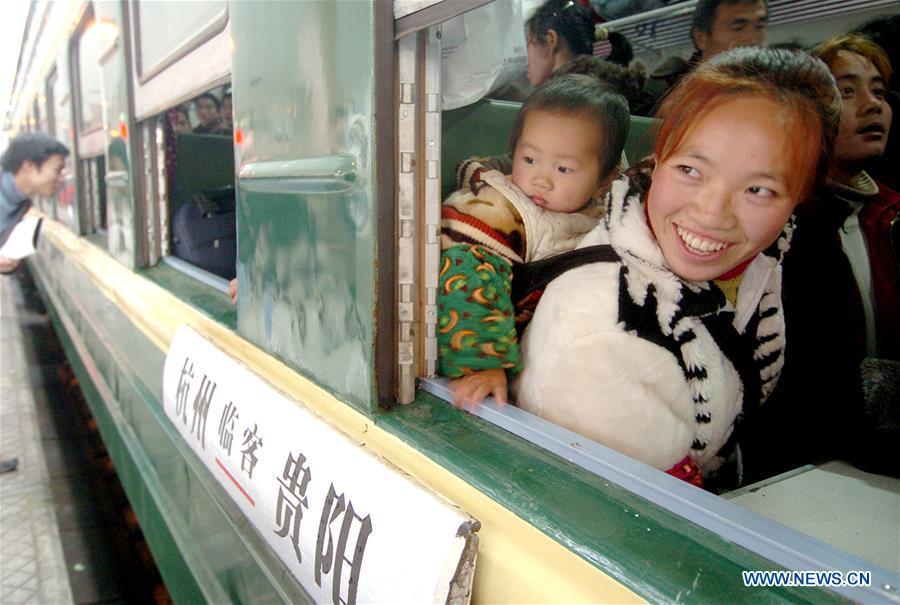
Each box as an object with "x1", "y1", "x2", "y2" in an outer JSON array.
[{"x1": 6, "y1": 0, "x2": 899, "y2": 601}]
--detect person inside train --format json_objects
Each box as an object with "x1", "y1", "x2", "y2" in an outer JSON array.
[
  {"x1": 741, "y1": 35, "x2": 898, "y2": 482},
  {"x1": 513, "y1": 47, "x2": 839, "y2": 488},
  {"x1": 172, "y1": 106, "x2": 193, "y2": 135},
  {"x1": 221, "y1": 92, "x2": 234, "y2": 134},
  {"x1": 635, "y1": 0, "x2": 769, "y2": 116},
  {"x1": 853, "y1": 15, "x2": 899, "y2": 191},
  {"x1": 192, "y1": 92, "x2": 228, "y2": 135},
  {"x1": 0, "y1": 132, "x2": 69, "y2": 274},
  {"x1": 524, "y1": 0, "x2": 597, "y2": 87},
  {"x1": 438, "y1": 74, "x2": 629, "y2": 407}
]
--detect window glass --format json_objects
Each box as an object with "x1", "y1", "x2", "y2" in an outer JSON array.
[
  {"x1": 51, "y1": 62, "x2": 77, "y2": 224},
  {"x1": 44, "y1": 73, "x2": 56, "y2": 136},
  {"x1": 33, "y1": 97, "x2": 43, "y2": 132},
  {"x1": 77, "y1": 16, "x2": 111, "y2": 133},
  {"x1": 136, "y1": 1, "x2": 226, "y2": 76}
]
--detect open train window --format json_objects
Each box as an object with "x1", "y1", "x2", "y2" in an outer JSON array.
[
  {"x1": 394, "y1": 3, "x2": 899, "y2": 602},
  {"x1": 146, "y1": 85, "x2": 236, "y2": 291},
  {"x1": 128, "y1": 0, "x2": 233, "y2": 294}
]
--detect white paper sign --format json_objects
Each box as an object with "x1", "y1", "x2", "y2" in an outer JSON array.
[
  {"x1": 163, "y1": 325, "x2": 478, "y2": 605},
  {"x1": 0, "y1": 217, "x2": 42, "y2": 260}
]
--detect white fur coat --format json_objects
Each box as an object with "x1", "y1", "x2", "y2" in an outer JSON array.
[{"x1": 514, "y1": 175, "x2": 791, "y2": 474}]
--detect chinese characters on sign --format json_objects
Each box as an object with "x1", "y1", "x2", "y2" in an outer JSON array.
[
  {"x1": 163, "y1": 325, "x2": 477, "y2": 605},
  {"x1": 275, "y1": 452, "x2": 312, "y2": 564},
  {"x1": 314, "y1": 483, "x2": 373, "y2": 605}
]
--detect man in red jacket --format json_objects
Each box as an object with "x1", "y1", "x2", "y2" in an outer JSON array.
[{"x1": 741, "y1": 35, "x2": 898, "y2": 482}]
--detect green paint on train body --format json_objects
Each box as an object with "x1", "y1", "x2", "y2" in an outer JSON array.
[
  {"x1": 377, "y1": 394, "x2": 851, "y2": 605},
  {"x1": 29, "y1": 249, "x2": 313, "y2": 605},
  {"x1": 231, "y1": 0, "x2": 378, "y2": 414}
]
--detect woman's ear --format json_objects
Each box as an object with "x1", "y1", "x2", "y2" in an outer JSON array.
[{"x1": 545, "y1": 29, "x2": 560, "y2": 54}]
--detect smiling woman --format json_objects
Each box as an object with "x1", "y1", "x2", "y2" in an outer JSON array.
[{"x1": 514, "y1": 46, "x2": 840, "y2": 486}]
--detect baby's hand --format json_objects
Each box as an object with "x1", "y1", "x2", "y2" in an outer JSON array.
[
  {"x1": 449, "y1": 368, "x2": 508, "y2": 409},
  {"x1": 228, "y1": 278, "x2": 238, "y2": 305}
]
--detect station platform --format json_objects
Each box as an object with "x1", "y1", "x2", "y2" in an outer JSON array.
[
  {"x1": 0, "y1": 271, "x2": 73, "y2": 603},
  {"x1": 0, "y1": 269, "x2": 158, "y2": 605}
]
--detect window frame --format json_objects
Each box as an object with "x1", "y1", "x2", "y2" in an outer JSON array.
[
  {"x1": 128, "y1": 1, "x2": 232, "y2": 121},
  {"x1": 131, "y1": 1, "x2": 228, "y2": 86},
  {"x1": 126, "y1": 0, "x2": 234, "y2": 292}
]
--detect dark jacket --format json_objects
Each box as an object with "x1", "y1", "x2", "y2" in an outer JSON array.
[
  {"x1": 632, "y1": 53, "x2": 697, "y2": 117},
  {"x1": 740, "y1": 177, "x2": 899, "y2": 481},
  {"x1": 0, "y1": 172, "x2": 31, "y2": 248}
]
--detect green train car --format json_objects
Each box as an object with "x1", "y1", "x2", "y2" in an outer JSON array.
[{"x1": 6, "y1": 0, "x2": 899, "y2": 603}]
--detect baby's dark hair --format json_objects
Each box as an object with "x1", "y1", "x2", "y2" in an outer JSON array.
[
  {"x1": 0, "y1": 132, "x2": 69, "y2": 173},
  {"x1": 525, "y1": 0, "x2": 595, "y2": 56},
  {"x1": 509, "y1": 74, "x2": 629, "y2": 180}
]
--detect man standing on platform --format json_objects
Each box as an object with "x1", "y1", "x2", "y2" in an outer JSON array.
[{"x1": 0, "y1": 132, "x2": 69, "y2": 274}]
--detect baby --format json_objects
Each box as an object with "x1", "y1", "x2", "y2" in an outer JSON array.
[{"x1": 438, "y1": 74, "x2": 629, "y2": 407}]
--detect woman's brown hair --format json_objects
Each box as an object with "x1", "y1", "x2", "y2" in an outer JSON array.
[{"x1": 653, "y1": 47, "x2": 840, "y2": 202}]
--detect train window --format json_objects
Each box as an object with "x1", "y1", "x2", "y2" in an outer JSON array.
[
  {"x1": 151, "y1": 85, "x2": 236, "y2": 291},
  {"x1": 133, "y1": 1, "x2": 227, "y2": 83},
  {"x1": 32, "y1": 97, "x2": 43, "y2": 133},
  {"x1": 398, "y1": 2, "x2": 900, "y2": 599},
  {"x1": 44, "y1": 73, "x2": 56, "y2": 139},
  {"x1": 49, "y1": 60, "x2": 77, "y2": 229},
  {"x1": 76, "y1": 9, "x2": 107, "y2": 134}
]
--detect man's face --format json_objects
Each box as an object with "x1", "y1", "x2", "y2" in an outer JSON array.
[
  {"x1": 694, "y1": 1, "x2": 768, "y2": 60},
  {"x1": 831, "y1": 50, "x2": 892, "y2": 172},
  {"x1": 195, "y1": 97, "x2": 220, "y2": 127},
  {"x1": 19, "y1": 153, "x2": 65, "y2": 197},
  {"x1": 221, "y1": 96, "x2": 233, "y2": 127}
]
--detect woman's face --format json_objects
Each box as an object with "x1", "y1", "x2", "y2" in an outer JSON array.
[
  {"x1": 526, "y1": 33, "x2": 556, "y2": 87},
  {"x1": 647, "y1": 96, "x2": 802, "y2": 282}
]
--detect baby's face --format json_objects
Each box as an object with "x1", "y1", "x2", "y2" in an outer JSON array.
[{"x1": 511, "y1": 110, "x2": 604, "y2": 214}]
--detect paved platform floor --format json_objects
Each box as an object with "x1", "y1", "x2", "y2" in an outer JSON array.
[{"x1": 1, "y1": 273, "x2": 73, "y2": 603}]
